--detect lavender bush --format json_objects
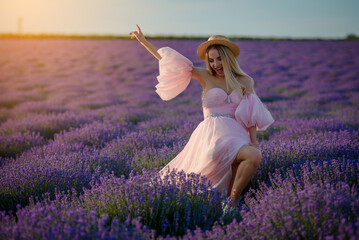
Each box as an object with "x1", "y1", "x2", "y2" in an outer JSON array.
[
  {"x1": 0, "y1": 201, "x2": 154, "y2": 240},
  {"x1": 173, "y1": 159, "x2": 359, "y2": 240},
  {"x1": 0, "y1": 131, "x2": 45, "y2": 159},
  {"x1": 73, "y1": 169, "x2": 224, "y2": 237},
  {"x1": 0, "y1": 38, "x2": 358, "y2": 238}
]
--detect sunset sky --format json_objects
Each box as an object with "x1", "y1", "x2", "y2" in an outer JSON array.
[{"x1": 0, "y1": 0, "x2": 358, "y2": 38}]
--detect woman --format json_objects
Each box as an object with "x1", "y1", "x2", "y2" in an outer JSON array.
[{"x1": 129, "y1": 25, "x2": 274, "y2": 207}]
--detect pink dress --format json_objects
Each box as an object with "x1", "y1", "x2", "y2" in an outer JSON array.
[{"x1": 156, "y1": 47, "x2": 274, "y2": 193}]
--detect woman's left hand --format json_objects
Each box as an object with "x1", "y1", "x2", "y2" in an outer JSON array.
[{"x1": 248, "y1": 141, "x2": 259, "y2": 149}]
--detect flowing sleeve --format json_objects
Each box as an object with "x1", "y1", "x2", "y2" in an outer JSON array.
[
  {"x1": 235, "y1": 94, "x2": 274, "y2": 131},
  {"x1": 155, "y1": 47, "x2": 193, "y2": 101}
]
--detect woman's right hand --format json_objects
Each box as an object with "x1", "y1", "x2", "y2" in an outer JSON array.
[
  {"x1": 129, "y1": 24, "x2": 146, "y2": 43},
  {"x1": 129, "y1": 24, "x2": 161, "y2": 60}
]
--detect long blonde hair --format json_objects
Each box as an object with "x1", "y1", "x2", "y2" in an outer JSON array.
[{"x1": 205, "y1": 44, "x2": 253, "y2": 96}]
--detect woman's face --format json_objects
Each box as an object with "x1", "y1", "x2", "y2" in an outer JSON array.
[{"x1": 208, "y1": 48, "x2": 224, "y2": 77}]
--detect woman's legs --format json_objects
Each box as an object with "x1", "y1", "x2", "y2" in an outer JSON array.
[
  {"x1": 227, "y1": 163, "x2": 239, "y2": 197},
  {"x1": 229, "y1": 145, "x2": 262, "y2": 207}
]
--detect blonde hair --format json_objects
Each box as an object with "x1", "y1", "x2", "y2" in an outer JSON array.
[{"x1": 205, "y1": 44, "x2": 254, "y2": 96}]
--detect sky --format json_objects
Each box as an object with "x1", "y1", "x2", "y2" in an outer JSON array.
[{"x1": 0, "y1": 0, "x2": 358, "y2": 38}]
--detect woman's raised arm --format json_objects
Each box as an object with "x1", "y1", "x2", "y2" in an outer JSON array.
[
  {"x1": 130, "y1": 25, "x2": 206, "y2": 88},
  {"x1": 129, "y1": 24, "x2": 162, "y2": 60}
]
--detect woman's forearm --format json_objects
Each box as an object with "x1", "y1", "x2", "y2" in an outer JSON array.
[
  {"x1": 248, "y1": 126, "x2": 258, "y2": 145},
  {"x1": 140, "y1": 39, "x2": 162, "y2": 61}
]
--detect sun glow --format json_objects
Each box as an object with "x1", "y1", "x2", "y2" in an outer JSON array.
[{"x1": 0, "y1": 0, "x2": 85, "y2": 34}]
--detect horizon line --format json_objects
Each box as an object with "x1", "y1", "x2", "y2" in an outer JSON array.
[{"x1": 0, "y1": 32, "x2": 358, "y2": 41}]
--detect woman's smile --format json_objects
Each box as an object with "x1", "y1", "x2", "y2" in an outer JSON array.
[
  {"x1": 215, "y1": 66, "x2": 223, "y2": 74},
  {"x1": 208, "y1": 48, "x2": 225, "y2": 77}
]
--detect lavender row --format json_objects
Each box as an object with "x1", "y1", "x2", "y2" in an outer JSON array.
[
  {"x1": 257, "y1": 130, "x2": 359, "y2": 182},
  {"x1": 0, "y1": 203, "x2": 153, "y2": 240},
  {"x1": 1, "y1": 158, "x2": 358, "y2": 239},
  {"x1": 0, "y1": 117, "x2": 196, "y2": 212},
  {"x1": 0, "y1": 169, "x2": 224, "y2": 239},
  {"x1": 1, "y1": 125, "x2": 356, "y2": 218},
  {"x1": 162, "y1": 159, "x2": 359, "y2": 239}
]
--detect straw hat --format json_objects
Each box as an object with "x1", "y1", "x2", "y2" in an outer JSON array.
[{"x1": 197, "y1": 35, "x2": 240, "y2": 60}]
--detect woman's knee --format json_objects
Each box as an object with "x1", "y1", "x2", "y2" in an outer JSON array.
[
  {"x1": 249, "y1": 148, "x2": 262, "y2": 169},
  {"x1": 235, "y1": 145, "x2": 262, "y2": 166}
]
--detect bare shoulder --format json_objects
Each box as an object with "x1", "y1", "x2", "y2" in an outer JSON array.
[
  {"x1": 192, "y1": 67, "x2": 209, "y2": 80},
  {"x1": 192, "y1": 67, "x2": 209, "y2": 88},
  {"x1": 237, "y1": 75, "x2": 254, "y2": 94}
]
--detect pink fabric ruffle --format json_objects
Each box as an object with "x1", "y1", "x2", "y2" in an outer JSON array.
[
  {"x1": 235, "y1": 94, "x2": 274, "y2": 131},
  {"x1": 156, "y1": 47, "x2": 193, "y2": 101}
]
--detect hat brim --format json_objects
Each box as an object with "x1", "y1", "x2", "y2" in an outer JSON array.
[{"x1": 197, "y1": 39, "x2": 240, "y2": 60}]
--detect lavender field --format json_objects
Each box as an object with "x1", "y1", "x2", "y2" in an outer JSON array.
[{"x1": 0, "y1": 38, "x2": 358, "y2": 239}]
